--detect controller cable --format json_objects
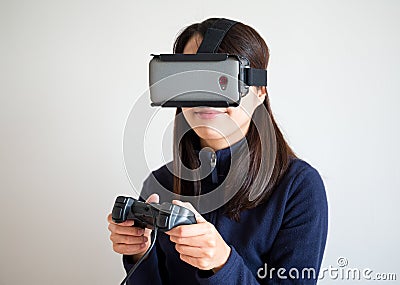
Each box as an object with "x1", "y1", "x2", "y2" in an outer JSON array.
[{"x1": 119, "y1": 224, "x2": 158, "y2": 285}]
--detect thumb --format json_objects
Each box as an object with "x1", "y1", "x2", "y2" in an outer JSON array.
[
  {"x1": 172, "y1": 200, "x2": 206, "y2": 223},
  {"x1": 146, "y1": 193, "x2": 160, "y2": 204}
]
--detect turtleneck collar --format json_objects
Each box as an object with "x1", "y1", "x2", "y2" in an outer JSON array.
[{"x1": 195, "y1": 136, "x2": 246, "y2": 184}]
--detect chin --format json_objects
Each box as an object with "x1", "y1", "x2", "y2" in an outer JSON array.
[{"x1": 193, "y1": 127, "x2": 227, "y2": 141}]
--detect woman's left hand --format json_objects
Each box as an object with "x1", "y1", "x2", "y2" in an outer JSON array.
[{"x1": 165, "y1": 200, "x2": 231, "y2": 273}]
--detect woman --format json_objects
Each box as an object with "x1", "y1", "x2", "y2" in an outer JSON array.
[{"x1": 107, "y1": 18, "x2": 328, "y2": 284}]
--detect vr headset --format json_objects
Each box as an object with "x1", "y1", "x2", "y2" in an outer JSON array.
[{"x1": 149, "y1": 18, "x2": 268, "y2": 107}]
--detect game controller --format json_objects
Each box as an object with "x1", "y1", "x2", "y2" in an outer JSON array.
[{"x1": 112, "y1": 196, "x2": 197, "y2": 232}]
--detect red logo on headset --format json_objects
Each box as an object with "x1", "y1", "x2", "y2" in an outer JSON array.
[{"x1": 219, "y1": 76, "x2": 228, "y2": 90}]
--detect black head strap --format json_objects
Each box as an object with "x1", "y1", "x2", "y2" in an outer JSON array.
[
  {"x1": 196, "y1": 18, "x2": 267, "y2": 87},
  {"x1": 196, "y1": 18, "x2": 237, "y2": 53}
]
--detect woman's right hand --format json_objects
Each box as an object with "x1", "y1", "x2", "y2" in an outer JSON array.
[{"x1": 107, "y1": 193, "x2": 160, "y2": 261}]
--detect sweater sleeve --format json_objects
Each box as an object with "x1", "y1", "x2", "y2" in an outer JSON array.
[
  {"x1": 264, "y1": 165, "x2": 328, "y2": 284},
  {"x1": 122, "y1": 238, "x2": 168, "y2": 285},
  {"x1": 196, "y1": 246, "x2": 262, "y2": 285},
  {"x1": 196, "y1": 165, "x2": 328, "y2": 285}
]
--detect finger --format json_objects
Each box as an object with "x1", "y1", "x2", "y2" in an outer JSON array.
[
  {"x1": 169, "y1": 234, "x2": 214, "y2": 247},
  {"x1": 165, "y1": 222, "x2": 212, "y2": 237},
  {"x1": 108, "y1": 223, "x2": 145, "y2": 236},
  {"x1": 113, "y1": 243, "x2": 147, "y2": 255},
  {"x1": 179, "y1": 254, "x2": 210, "y2": 270},
  {"x1": 146, "y1": 193, "x2": 160, "y2": 204},
  {"x1": 179, "y1": 253, "x2": 197, "y2": 267},
  {"x1": 172, "y1": 200, "x2": 206, "y2": 223},
  {"x1": 175, "y1": 244, "x2": 204, "y2": 258},
  {"x1": 110, "y1": 233, "x2": 148, "y2": 245},
  {"x1": 107, "y1": 213, "x2": 135, "y2": 227}
]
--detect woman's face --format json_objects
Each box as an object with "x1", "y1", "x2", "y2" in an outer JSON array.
[{"x1": 181, "y1": 34, "x2": 266, "y2": 150}]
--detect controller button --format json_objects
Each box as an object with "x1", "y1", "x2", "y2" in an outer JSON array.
[
  {"x1": 116, "y1": 196, "x2": 127, "y2": 203},
  {"x1": 112, "y1": 206, "x2": 124, "y2": 220}
]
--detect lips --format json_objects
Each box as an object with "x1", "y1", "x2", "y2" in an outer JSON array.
[{"x1": 193, "y1": 108, "x2": 227, "y2": 120}]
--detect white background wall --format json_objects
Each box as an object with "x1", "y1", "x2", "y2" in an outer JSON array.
[{"x1": 0, "y1": 0, "x2": 399, "y2": 284}]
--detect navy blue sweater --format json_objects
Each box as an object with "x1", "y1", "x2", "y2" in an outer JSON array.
[{"x1": 123, "y1": 143, "x2": 328, "y2": 284}]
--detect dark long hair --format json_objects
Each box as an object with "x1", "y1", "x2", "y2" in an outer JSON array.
[{"x1": 172, "y1": 18, "x2": 296, "y2": 220}]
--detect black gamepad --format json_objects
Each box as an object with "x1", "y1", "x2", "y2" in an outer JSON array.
[{"x1": 112, "y1": 196, "x2": 197, "y2": 232}]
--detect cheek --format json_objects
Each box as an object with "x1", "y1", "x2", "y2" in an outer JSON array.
[
  {"x1": 181, "y1": 108, "x2": 195, "y2": 128},
  {"x1": 226, "y1": 107, "x2": 252, "y2": 130}
]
